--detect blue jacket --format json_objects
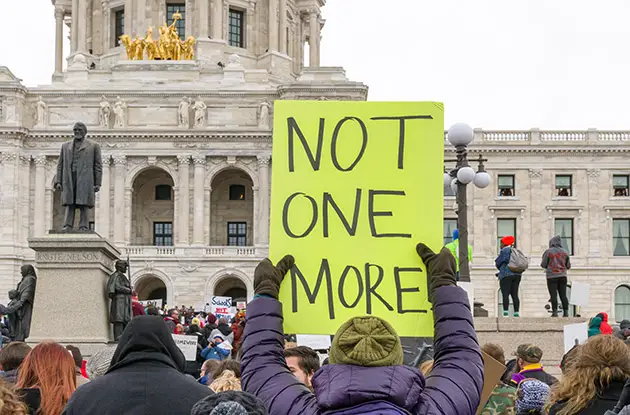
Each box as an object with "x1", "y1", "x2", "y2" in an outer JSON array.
[
  {"x1": 495, "y1": 247, "x2": 522, "y2": 279},
  {"x1": 200, "y1": 344, "x2": 230, "y2": 361}
]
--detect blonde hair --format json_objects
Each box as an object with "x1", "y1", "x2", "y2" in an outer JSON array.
[
  {"x1": 0, "y1": 380, "x2": 27, "y2": 415},
  {"x1": 547, "y1": 335, "x2": 630, "y2": 415},
  {"x1": 209, "y1": 370, "x2": 241, "y2": 393},
  {"x1": 419, "y1": 360, "x2": 434, "y2": 376}
]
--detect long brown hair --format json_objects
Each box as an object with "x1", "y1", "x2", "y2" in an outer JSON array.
[
  {"x1": 547, "y1": 335, "x2": 630, "y2": 415},
  {"x1": 16, "y1": 342, "x2": 77, "y2": 415}
]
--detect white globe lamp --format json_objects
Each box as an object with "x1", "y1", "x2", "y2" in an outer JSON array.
[
  {"x1": 457, "y1": 166, "x2": 476, "y2": 184},
  {"x1": 447, "y1": 123, "x2": 474, "y2": 147},
  {"x1": 443, "y1": 172, "x2": 452, "y2": 189},
  {"x1": 474, "y1": 171, "x2": 491, "y2": 188}
]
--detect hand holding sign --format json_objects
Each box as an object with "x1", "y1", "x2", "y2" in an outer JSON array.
[
  {"x1": 254, "y1": 256, "x2": 296, "y2": 299},
  {"x1": 415, "y1": 243, "x2": 457, "y2": 303}
]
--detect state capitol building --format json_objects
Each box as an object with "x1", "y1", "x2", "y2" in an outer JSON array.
[{"x1": 1, "y1": 0, "x2": 629, "y2": 322}]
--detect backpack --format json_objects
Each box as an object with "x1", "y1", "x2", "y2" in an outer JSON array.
[
  {"x1": 325, "y1": 400, "x2": 411, "y2": 415},
  {"x1": 508, "y1": 247, "x2": 529, "y2": 273}
]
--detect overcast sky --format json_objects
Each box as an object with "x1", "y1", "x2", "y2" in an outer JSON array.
[{"x1": 4, "y1": 0, "x2": 630, "y2": 129}]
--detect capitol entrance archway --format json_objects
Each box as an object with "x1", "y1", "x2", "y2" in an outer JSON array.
[
  {"x1": 214, "y1": 276, "x2": 247, "y2": 306},
  {"x1": 135, "y1": 275, "x2": 168, "y2": 306}
]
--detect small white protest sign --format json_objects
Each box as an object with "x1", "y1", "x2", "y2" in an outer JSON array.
[
  {"x1": 296, "y1": 334, "x2": 332, "y2": 351},
  {"x1": 563, "y1": 322, "x2": 588, "y2": 354},
  {"x1": 171, "y1": 334, "x2": 198, "y2": 361},
  {"x1": 570, "y1": 282, "x2": 590, "y2": 307}
]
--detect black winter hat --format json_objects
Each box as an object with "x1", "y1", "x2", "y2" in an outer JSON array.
[{"x1": 191, "y1": 391, "x2": 267, "y2": 415}]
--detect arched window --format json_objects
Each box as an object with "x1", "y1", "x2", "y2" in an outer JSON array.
[
  {"x1": 229, "y1": 184, "x2": 246, "y2": 200},
  {"x1": 615, "y1": 285, "x2": 630, "y2": 321},
  {"x1": 155, "y1": 184, "x2": 172, "y2": 201}
]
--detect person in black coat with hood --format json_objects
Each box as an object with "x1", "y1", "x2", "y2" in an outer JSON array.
[{"x1": 61, "y1": 316, "x2": 212, "y2": 415}]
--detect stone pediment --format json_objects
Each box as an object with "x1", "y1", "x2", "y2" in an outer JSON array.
[{"x1": 0, "y1": 67, "x2": 23, "y2": 83}]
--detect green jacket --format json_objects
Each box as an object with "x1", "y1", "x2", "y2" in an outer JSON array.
[
  {"x1": 445, "y1": 240, "x2": 473, "y2": 272},
  {"x1": 480, "y1": 383, "x2": 516, "y2": 415}
]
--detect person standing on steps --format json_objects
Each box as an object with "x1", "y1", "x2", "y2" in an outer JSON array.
[
  {"x1": 541, "y1": 235, "x2": 571, "y2": 317},
  {"x1": 496, "y1": 235, "x2": 524, "y2": 317}
]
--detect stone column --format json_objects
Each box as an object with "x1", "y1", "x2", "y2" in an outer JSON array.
[
  {"x1": 211, "y1": 0, "x2": 223, "y2": 39},
  {"x1": 268, "y1": 0, "x2": 278, "y2": 51},
  {"x1": 528, "y1": 169, "x2": 544, "y2": 255},
  {"x1": 71, "y1": 0, "x2": 79, "y2": 52},
  {"x1": 278, "y1": 0, "x2": 287, "y2": 54},
  {"x1": 33, "y1": 156, "x2": 47, "y2": 237},
  {"x1": 192, "y1": 154, "x2": 206, "y2": 245},
  {"x1": 77, "y1": 0, "x2": 89, "y2": 53},
  {"x1": 178, "y1": 154, "x2": 191, "y2": 244},
  {"x1": 55, "y1": 7, "x2": 65, "y2": 74},
  {"x1": 198, "y1": 0, "x2": 209, "y2": 37},
  {"x1": 96, "y1": 154, "x2": 111, "y2": 238},
  {"x1": 587, "y1": 169, "x2": 601, "y2": 260},
  {"x1": 257, "y1": 155, "x2": 270, "y2": 245},
  {"x1": 185, "y1": 0, "x2": 192, "y2": 38},
  {"x1": 308, "y1": 10, "x2": 319, "y2": 67},
  {"x1": 102, "y1": 0, "x2": 110, "y2": 50},
  {"x1": 125, "y1": 0, "x2": 134, "y2": 37},
  {"x1": 113, "y1": 155, "x2": 126, "y2": 244}
]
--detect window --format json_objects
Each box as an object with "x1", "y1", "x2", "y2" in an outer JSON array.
[
  {"x1": 555, "y1": 175, "x2": 572, "y2": 197},
  {"x1": 498, "y1": 175, "x2": 515, "y2": 197},
  {"x1": 114, "y1": 9, "x2": 125, "y2": 46},
  {"x1": 89, "y1": 222, "x2": 95, "y2": 231},
  {"x1": 167, "y1": 4, "x2": 186, "y2": 40},
  {"x1": 613, "y1": 219, "x2": 630, "y2": 256},
  {"x1": 497, "y1": 218, "x2": 516, "y2": 253},
  {"x1": 229, "y1": 184, "x2": 246, "y2": 201},
  {"x1": 228, "y1": 9, "x2": 244, "y2": 47},
  {"x1": 613, "y1": 175, "x2": 629, "y2": 197},
  {"x1": 154, "y1": 222, "x2": 173, "y2": 246},
  {"x1": 554, "y1": 218, "x2": 574, "y2": 255},
  {"x1": 444, "y1": 183, "x2": 455, "y2": 197},
  {"x1": 155, "y1": 184, "x2": 172, "y2": 201},
  {"x1": 443, "y1": 219, "x2": 458, "y2": 245},
  {"x1": 227, "y1": 222, "x2": 247, "y2": 246},
  {"x1": 615, "y1": 285, "x2": 630, "y2": 322}
]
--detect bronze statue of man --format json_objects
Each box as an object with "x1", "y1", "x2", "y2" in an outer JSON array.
[
  {"x1": 107, "y1": 260, "x2": 132, "y2": 341},
  {"x1": 55, "y1": 122, "x2": 102, "y2": 231},
  {"x1": 0, "y1": 265, "x2": 37, "y2": 342}
]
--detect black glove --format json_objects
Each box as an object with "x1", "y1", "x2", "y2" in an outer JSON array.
[
  {"x1": 612, "y1": 379, "x2": 630, "y2": 413},
  {"x1": 253, "y1": 255, "x2": 295, "y2": 299},
  {"x1": 416, "y1": 243, "x2": 457, "y2": 303}
]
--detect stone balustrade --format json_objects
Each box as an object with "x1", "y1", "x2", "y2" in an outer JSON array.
[
  {"x1": 122, "y1": 245, "x2": 267, "y2": 259},
  {"x1": 442, "y1": 128, "x2": 630, "y2": 145}
]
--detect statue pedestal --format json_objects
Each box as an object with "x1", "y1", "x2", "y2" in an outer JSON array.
[{"x1": 27, "y1": 233, "x2": 120, "y2": 353}]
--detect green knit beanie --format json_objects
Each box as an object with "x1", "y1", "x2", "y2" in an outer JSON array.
[{"x1": 329, "y1": 316, "x2": 403, "y2": 367}]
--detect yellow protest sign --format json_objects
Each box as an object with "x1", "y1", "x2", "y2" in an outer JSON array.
[{"x1": 270, "y1": 101, "x2": 444, "y2": 337}]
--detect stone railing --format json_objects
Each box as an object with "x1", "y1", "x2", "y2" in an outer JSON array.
[
  {"x1": 122, "y1": 246, "x2": 266, "y2": 258},
  {"x1": 443, "y1": 129, "x2": 630, "y2": 145}
]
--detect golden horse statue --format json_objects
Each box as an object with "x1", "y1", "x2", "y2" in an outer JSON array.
[{"x1": 119, "y1": 11, "x2": 195, "y2": 61}]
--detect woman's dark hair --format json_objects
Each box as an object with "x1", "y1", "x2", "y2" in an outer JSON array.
[
  {"x1": 0, "y1": 342, "x2": 32, "y2": 372},
  {"x1": 212, "y1": 360, "x2": 241, "y2": 380},
  {"x1": 65, "y1": 345, "x2": 83, "y2": 368},
  {"x1": 146, "y1": 306, "x2": 160, "y2": 316}
]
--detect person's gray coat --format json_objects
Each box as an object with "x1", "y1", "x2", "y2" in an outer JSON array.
[
  {"x1": 13, "y1": 271, "x2": 37, "y2": 341},
  {"x1": 55, "y1": 138, "x2": 102, "y2": 207}
]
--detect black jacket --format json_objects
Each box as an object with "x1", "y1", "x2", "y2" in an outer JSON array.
[
  {"x1": 62, "y1": 316, "x2": 212, "y2": 415},
  {"x1": 549, "y1": 380, "x2": 625, "y2": 415}
]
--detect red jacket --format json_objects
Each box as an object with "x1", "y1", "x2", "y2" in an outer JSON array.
[{"x1": 132, "y1": 301, "x2": 146, "y2": 317}]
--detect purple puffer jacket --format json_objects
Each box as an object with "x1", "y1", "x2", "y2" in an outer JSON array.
[{"x1": 241, "y1": 285, "x2": 483, "y2": 415}]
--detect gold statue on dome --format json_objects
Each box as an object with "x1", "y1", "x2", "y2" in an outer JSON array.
[{"x1": 118, "y1": 10, "x2": 196, "y2": 61}]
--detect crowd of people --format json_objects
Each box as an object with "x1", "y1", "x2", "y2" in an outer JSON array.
[{"x1": 0, "y1": 241, "x2": 629, "y2": 414}]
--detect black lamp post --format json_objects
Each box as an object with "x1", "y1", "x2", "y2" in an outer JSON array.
[{"x1": 444, "y1": 124, "x2": 491, "y2": 315}]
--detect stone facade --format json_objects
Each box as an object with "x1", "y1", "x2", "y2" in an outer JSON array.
[
  {"x1": 0, "y1": 0, "x2": 367, "y2": 308},
  {"x1": 3, "y1": 1, "x2": 630, "y2": 325}
]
